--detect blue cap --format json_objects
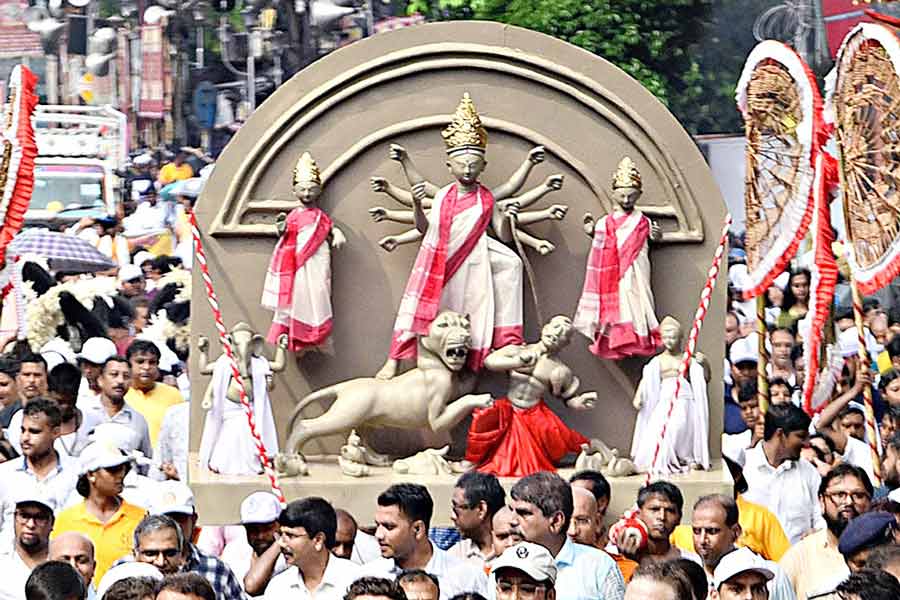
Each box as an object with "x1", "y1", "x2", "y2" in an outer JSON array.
[
  {"x1": 838, "y1": 511, "x2": 896, "y2": 556},
  {"x1": 728, "y1": 248, "x2": 746, "y2": 262}
]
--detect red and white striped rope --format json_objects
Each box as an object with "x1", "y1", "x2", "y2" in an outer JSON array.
[
  {"x1": 646, "y1": 215, "x2": 732, "y2": 483},
  {"x1": 189, "y1": 210, "x2": 286, "y2": 504}
]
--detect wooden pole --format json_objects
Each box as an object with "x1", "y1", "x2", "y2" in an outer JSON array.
[
  {"x1": 849, "y1": 278, "x2": 882, "y2": 485},
  {"x1": 835, "y1": 116, "x2": 883, "y2": 485},
  {"x1": 757, "y1": 295, "x2": 770, "y2": 414}
]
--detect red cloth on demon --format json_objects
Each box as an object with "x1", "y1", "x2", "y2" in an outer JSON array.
[{"x1": 464, "y1": 397, "x2": 588, "y2": 477}]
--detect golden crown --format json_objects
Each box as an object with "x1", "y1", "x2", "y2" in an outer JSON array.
[
  {"x1": 612, "y1": 156, "x2": 642, "y2": 190},
  {"x1": 293, "y1": 152, "x2": 322, "y2": 186},
  {"x1": 442, "y1": 93, "x2": 488, "y2": 155}
]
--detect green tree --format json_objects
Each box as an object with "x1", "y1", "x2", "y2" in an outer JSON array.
[{"x1": 404, "y1": 0, "x2": 775, "y2": 135}]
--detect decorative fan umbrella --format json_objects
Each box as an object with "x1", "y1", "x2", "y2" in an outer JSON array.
[
  {"x1": 828, "y1": 22, "x2": 900, "y2": 485},
  {"x1": 736, "y1": 40, "x2": 825, "y2": 411}
]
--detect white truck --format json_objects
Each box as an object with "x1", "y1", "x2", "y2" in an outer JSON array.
[{"x1": 26, "y1": 105, "x2": 128, "y2": 228}]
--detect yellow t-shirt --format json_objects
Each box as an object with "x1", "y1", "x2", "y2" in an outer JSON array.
[
  {"x1": 52, "y1": 500, "x2": 147, "y2": 584},
  {"x1": 670, "y1": 495, "x2": 791, "y2": 562},
  {"x1": 158, "y1": 162, "x2": 194, "y2": 185},
  {"x1": 125, "y1": 383, "x2": 184, "y2": 447}
]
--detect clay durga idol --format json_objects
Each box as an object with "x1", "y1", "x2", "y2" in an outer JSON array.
[
  {"x1": 261, "y1": 151, "x2": 346, "y2": 354},
  {"x1": 197, "y1": 323, "x2": 287, "y2": 475},
  {"x1": 457, "y1": 315, "x2": 598, "y2": 477},
  {"x1": 631, "y1": 315, "x2": 710, "y2": 473},
  {"x1": 374, "y1": 93, "x2": 567, "y2": 379},
  {"x1": 574, "y1": 157, "x2": 662, "y2": 359}
]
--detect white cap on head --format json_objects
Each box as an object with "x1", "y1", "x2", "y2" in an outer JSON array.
[
  {"x1": 151, "y1": 480, "x2": 196, "y2": 516},
  {"x1": 90, "y1": 422, "x2": 142, "y2": 454},
  {"x1": 132, "y1": 154, "x2": 153, "y2": 167},
  {"x1": 12, "y1": 487, "x2": 56, "y2": 513},
  {"x1": 96, "y1": 562, "x2": 163, "y2": 599},
  {"x1": 773, "y1": 271, "x2": 790, "y2": 289},
  {"x1": 240, "y1": 491, "x2": 283, "y2": 525},
  {"x1": 41, "y1": 338, "x2": 76, "y2": 369},
  {"x1": 134, "y1": 251, "x2": 154, "y2": 267},
  {"x1": 713, "y1": 547, "x2": 775, "y2": 589},
  {"x1": 490, "y1": 542, "x2": 558, "y2": 585},
  {"x1": 78, "y1": 337, "x2": 117, "y2": 365},
  {"x1": 79, "y1": 440, "x2": 132, "y2": 476},
  {"x1": 839, "y1": 327, "x2": 862, "y2": 358},
  {"x1": 729, "y1": 334, "x2": 758, "y2": 365},
  {"x1": 118, "y1": 264, "x2": 143, "y2": 283}
]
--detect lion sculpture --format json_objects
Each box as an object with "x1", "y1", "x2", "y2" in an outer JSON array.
[{"x1": 277, "y1": 311, "x2": 492, "y2": 475}]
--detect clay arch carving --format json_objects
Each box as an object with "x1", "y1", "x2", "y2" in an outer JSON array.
[
  {"x1": 192, "y1": 21, "x2": 726, "y2": 460},
  {"x1": 208, "y1": 29, "x2": 704, "y2": 243}
]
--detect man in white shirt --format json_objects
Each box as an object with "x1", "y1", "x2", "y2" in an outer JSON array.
[
  {"x1": 0, "y1": 492, "x2": 54, "y2": 600},
  {"x1": 690, "y1": 494, "x2": 795, "y2": 600},
  {"x1": 222, "y1": 491, "x2": 286, "y2": 596},
  {"x1": 0, "y1": 399, "x2": 76, "y2": 546},
  {"x1": 363, "y1": 483, "x2": 489, "y2": 599},
  {"x1": 264, "y1": 497, "x2": 357, "y2": 600},
  {"x1": 508, "y1": 471, "x2": 625, "y2": 600},
  {"x1": 82, "y1": 357, "x2": 152, "y2": 460},
  {"x1": 742, "y1": 403, "x2": 824, "y2": 544},
  {"x1": 75, "y1": 338, "x2": 117, "y2": 414},
  {"x1": 448, "y1": 472, "x2": 506, "y2": 570},
  {"x1": 49, "y1": 532, "x2": 97, "y2": 600},
  {"x1": 722, "y1": 381, "x2": 763, "y2": 467}
]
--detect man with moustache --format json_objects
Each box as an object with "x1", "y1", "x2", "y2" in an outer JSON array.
[
  {"x1": 264, "y1": 497, "x2": 357, "y2": 600},
  {"x1": 779, "y1": 463, "x2": 873, "y2": 600},
  {"x1": 743, "y1": 403, "x2": 823, "y2": 544},
  {"x1": 76, "y1": 338, "x2": 117, "y2": 413},
  {"x1": 0, "y1": 492, "x2": 55, "y2": 600},
  {"x1": 221, "y1": 491, "x2": 286, "y2": 596},
  {"x1": 508, "y1": 472, "x2": 625, "y2": 600},
  {"x1": 690, "y1": 494, "x2": 795, "y2": 599},
  {"x1": 5, "y1": 354, "x2": 49, "y2": 452},
  {"x1": 0, "y1": 400, "x2": 76, "y2": 546},
  {"x1": 83, "y1": 357, "x2": 152, "y2": 460}
]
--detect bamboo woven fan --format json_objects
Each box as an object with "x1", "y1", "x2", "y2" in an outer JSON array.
[
  {"x1": 832, "y1": 23, "x2": 900, "y2": 294},
  {"x1": 736, "y1": 40, "x2": 822, "y2": 300}
]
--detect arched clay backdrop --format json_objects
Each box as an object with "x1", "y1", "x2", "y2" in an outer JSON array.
[{"x1": 191, "y1": 21, "x2": 728, "y2": 524}]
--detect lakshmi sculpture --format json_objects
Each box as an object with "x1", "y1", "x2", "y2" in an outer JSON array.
[
  {"x1": 574, "y1": 157, "x2": 662, "y2": 359},
  {"x1": 372, "y1": 93, "x2": 567, "y2": 379},
  {"x1": 261, "y1": 152, "x2": 346, "y2": 353}
]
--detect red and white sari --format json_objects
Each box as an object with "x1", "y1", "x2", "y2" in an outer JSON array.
[
  {"x1": 388, "y1": 183, "x2": 523, "y2": 370},
  {"x1": 261, "y1": 207, "x2": 333, "y2": 351},
  {"x1": 574, "y1": 210, "x2": 660, "y2": 359}
]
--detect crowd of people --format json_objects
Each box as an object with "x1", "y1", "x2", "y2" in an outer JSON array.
[{"x1": 4, "y1": 166, "x2": 900, "y2": 600}]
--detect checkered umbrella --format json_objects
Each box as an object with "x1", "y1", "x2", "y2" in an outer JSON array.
[{"x1": 9, "y1": 229, "x2": 116, "y2": 273}]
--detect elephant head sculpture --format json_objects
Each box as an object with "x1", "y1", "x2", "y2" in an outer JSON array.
[{"x1": 197, "y1": 322, "x2": 288, "y2": 409}]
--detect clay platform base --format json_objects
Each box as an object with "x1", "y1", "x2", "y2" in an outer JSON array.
[{"x1": 190, "y1": 453, "x2": 733, "y2": 527}]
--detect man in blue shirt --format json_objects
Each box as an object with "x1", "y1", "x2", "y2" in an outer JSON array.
[{"x1": 508, "y1": 472, "x2": 625, "y2": 600}]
